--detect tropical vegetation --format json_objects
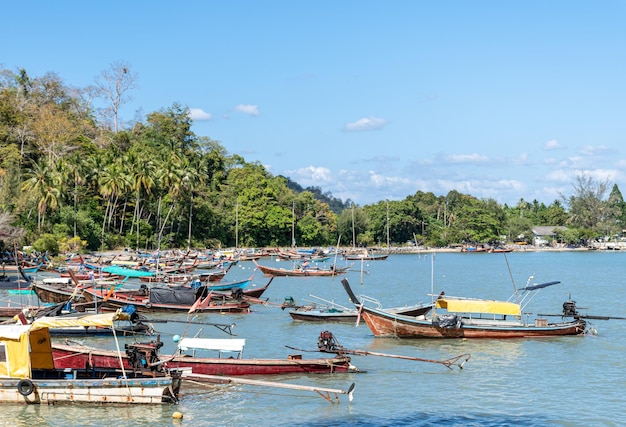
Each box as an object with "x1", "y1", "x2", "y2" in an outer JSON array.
[{"x1": 1, "y1": 64, "x2": 626, "y2": 255}]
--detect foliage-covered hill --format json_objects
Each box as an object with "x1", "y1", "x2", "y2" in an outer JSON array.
[{"x1": 2, "y1": 64, "x2": 626, "y2": 254}]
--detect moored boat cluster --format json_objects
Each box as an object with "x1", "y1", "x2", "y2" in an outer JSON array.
[{"x1": 0, "y1": 247, "x2": 616, "y2": 407}]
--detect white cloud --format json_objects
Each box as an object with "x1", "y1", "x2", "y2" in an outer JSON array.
[
  {"x1": 343, "y1": 117, "x2": 388, "y2": 131},
  {"x1": 443, "y1": 153, "x2": 490, "y2": 164},
  {"x1": 285, "y1": 166, "x2": 333, "y2": 185},
  {"x1": 234, "y1": 104, "x2": 260, "y2": 116},
  {"x1": 188, "y1": 108, "x2": 212, "y2": 121},
  {"x1": 582, "y1": 168, "x2": 617, "y2": 182},
  {"x1": 546, "y1": 169, "x2": 578, "y2": 183},
  {"x1": 367, "y1": 171, "x2": 412, "y2": 187},
  {"x1": 580, "y1": 145, "x2": 608, "y2": 156},
  {"x1": 546, "y1": 168, "x2": 617, "y2": 186},
  {"x1": 543, "y1": 139, "x2": 563, "y2": 150}
]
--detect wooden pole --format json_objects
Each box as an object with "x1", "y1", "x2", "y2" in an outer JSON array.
[
  {"x1": 341, "y1": 349, "x2": 471, "y2": 369},
  {"x1": 183, "y1": 372, "x2": 355, "y2": 403}
]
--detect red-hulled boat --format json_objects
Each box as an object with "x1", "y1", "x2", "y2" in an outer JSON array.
[{"x1": 51, "y1": 337, "x2": 358, "y2": 377}]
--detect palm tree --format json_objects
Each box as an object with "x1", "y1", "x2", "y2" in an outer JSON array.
[
  {"x1": 58, "y1": 155, "x2": 85, "y2": 238},
  {"x1": 154, "y1": 154, "x2": 183, "y2": 248},
  {"x1": 21, "y1": 161, "x2": 61, "y2": 231},
  {"x1": 129, "y1": 154, "x2": 156, "y2": 249},
  {"x1": 99, "y1": 159, "x2": 130, "y2": 249}
]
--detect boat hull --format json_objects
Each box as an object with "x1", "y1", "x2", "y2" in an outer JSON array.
[
  {"x1": 359, "y1": 307, "x2": 587, "y2": 338},
  {"x1": 343, "y1": 254, "x2": 389, "y2": 261},
  {"x1": 254, "y1": 261, "x2": 349, "y2": 277},
  {"x1": 289, "y1": 310, "x2": 357, "y2": 322},
  {"x1": 51, "y1": 343, "x2": 356, "y2": 376},
  {"x1": 0, "y1": 376, "x2": 179, "y2": 404},
  {"x1": 82, "y1": 288, "x2": 251, "y2": 313},
  {"x1": 32, "y1": 281, "x2": 87, "y2": 303},
  {"x1": 288, "y1": 303, "x2": 432, "y2": 322}
]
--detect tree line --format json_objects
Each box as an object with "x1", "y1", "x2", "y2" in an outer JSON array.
[{"x1": 1, "y1": 64, "x2": 626, "y2": 255}]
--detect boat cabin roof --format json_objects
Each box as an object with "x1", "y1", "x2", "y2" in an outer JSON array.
[
  {"x1": 436, "y1": 298, "x2": 521, "y2": 316},
  {"x1": 0, "y1": 311, "x2": 130, "y2": 378},
  {"x1": 177, "y1": 338, "x2": 246, "y2": 358}
]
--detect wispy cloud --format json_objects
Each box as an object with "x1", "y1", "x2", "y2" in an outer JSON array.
[
  {"x1": 367, "y1": 171, "x2": 412, "y2": 187},
  {"x1": 443, "y1": 153, "x2": 490, "y2": 164},
  {"x1": 188, "y1": 108, "x2": 212, "y2": 121},
  {"x1": 580, "y1": 145, "x2": 608, "y2": 156},
  {"x1": 234, "y1": 104, "x2": 260, "y2": 116},
  {"x1": 543, "y1": 139, "x2": 563, "y2": 150},
  {"x1": 343, "y1": 117, "x2": 388, "y2": 132}
]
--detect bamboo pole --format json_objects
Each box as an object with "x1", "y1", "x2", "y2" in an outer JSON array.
[{"x1": 183, "y1": 372, "x2": 355, "y2": 403}]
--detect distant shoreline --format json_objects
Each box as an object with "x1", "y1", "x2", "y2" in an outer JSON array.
[
  {"x1": 85, "y1": 243, "x2": 625, "y2": 259},
  {"x1": 342, "y1": 243, "x2": 624, "y2": 254}
]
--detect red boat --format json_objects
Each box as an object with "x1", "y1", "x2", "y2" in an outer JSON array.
[{"x1": 51, "y1": 337, "x2": 358, "y2": 377}]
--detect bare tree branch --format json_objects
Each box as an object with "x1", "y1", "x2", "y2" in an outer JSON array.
[{"x1": 95, "y1": 61, "x2": 138, "y2": 133}]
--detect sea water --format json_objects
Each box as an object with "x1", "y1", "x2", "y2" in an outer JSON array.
[{"x1": 1, "y1": 250, "x2": 625, "y2": 427}]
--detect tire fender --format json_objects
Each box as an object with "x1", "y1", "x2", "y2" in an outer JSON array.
[{"x1": 17, "y1": 379, "x2": 35, "y2": 396}]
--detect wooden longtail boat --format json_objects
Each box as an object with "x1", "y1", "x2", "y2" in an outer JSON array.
[
  {"x1": 0, "y1": 312, "x2": 181, "y2": 404},
  {"x1": 32, "y1": 276, "x2": 272, "y2": 307},
  {"x1": 274, "y1": 249, "x2": 331, "y2": 262},
  {"x1": 490, "y1": 247, "x2": 514, "y2": 253},
  {"x1": 289, "y1": 306, "x2": 359, "y2": 322},
  {"x1": 82, "y1": 285, "x2": 251, "y2": 313},
  {"x1": 205, "y1": 275, "x2": 252, "y2": 291},
  {"x1": 289, "y1": 304, "x2": 432, "y2": 323},
  {"x1": 253, "y1": 260, "x2": 350, "y2": 277},
  {"x1": 343, "y1": 253, "x2": 389, "y2": 261},
  {"x1": 31, "y1": 278, "x2": 124, "y2": 304},
  {"x1": 341, "y1": 278, "x2": 587, "y2": 339},
  {"x1": 460, "y1": 245, "x2": 490, "y2": 253},
  {"x1": 52, "y1": 336, "x2": 358, "y2": 377}
]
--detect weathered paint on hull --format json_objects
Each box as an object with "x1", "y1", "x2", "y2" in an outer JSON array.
[
  {"x1": 52, "y1": 344, "x2": 355, "y2": 376},
  {"x1": 166, "y1": 357, "x2": 355, "y2": 376},
  {"x1": 0, "y1": 377, "x2": 177, "y2": 404},
  {"x1": 256, "y1": 268, "x2": 345, "y2": 277},
  {"x1": 32, "y1": 283, "x2": 84, "y2": 303},
  {"x1": 81, "y1": 291, "x2": 250, "y2": 313},
  {"x1": 360, "y1": 309, "x2": 586, "y2": 339}
]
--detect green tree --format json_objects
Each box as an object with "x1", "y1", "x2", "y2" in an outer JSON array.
[
  {"x1": 337, "y1": 205, "x2": 367, "y2": 247},
  {"x1": 562, "y1": 173, "x2": 612, "y2": 239},
  {"x1": 21, "y1": 161, "x2": 61, "y2": 231}
]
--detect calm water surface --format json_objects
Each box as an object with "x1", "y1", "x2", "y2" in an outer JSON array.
[{"x1": 2, "y1": 251, "x2": 625, "y2": 426}]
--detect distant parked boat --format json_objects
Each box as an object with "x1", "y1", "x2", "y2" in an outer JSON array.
[{"x1": 253, "y1": 260, "x2": 350, "y2": 277}]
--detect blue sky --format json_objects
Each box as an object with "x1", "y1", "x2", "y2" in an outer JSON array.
[{"x1": 3, "y1": 1, "x2": 626, "y2": 206}]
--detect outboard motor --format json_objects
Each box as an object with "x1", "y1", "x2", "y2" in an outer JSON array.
[
  {"x1": 562, "y1": 300, "x2": 579, "y2": 317},
  {"x1": 231, "y1": 288, "x2": 243, "y2": 299},
  {"x1": 125, "y1": 338, "x2": 165, "y2": 373},
  {"x1": 281, "y1": 296, "x2": 296, "y2": 309},
  {"x1": 317, "y1": 331, "x2": 341, "y2": 352}
]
